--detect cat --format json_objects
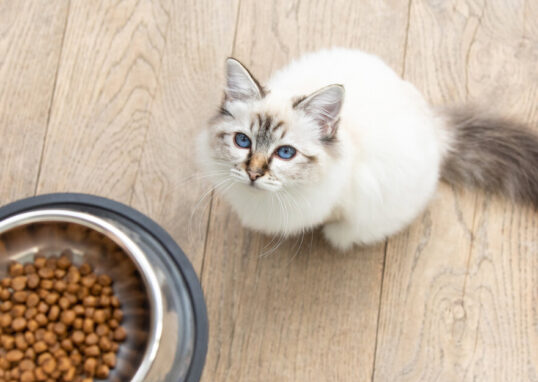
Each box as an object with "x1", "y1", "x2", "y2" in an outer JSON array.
[{"x1": 197, "y1": 48, "x2": 538, "y2": 251}]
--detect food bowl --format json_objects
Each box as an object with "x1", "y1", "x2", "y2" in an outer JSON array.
[{"x1": 0, "y1": 194, "x2": 208, "y2": 382}]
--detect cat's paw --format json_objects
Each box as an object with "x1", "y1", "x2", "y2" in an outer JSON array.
[{"x1": 322, "y1": 222, "x2": 356, "y2": 251}]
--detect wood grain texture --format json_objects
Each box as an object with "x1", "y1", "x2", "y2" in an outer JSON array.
[
  {"x1": 130, "y1": 0, "x2": 240, "y2": 273},
  {"x1": 0, "y1": 1, "x2": 68, "y2": 204},
  {"x1": 36, "y1": 0, "x2": 171, "y2": 203},
  {"x1": 200, "y1": 1, "x2": 410, "y2": 381},
  {"x1": 374, "y1": 0, "x2": 538, "y2": 381}
]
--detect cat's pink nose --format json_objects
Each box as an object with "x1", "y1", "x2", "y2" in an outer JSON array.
[{"x1": 247, "y1": 170, "x2": 262, "y2": 181}]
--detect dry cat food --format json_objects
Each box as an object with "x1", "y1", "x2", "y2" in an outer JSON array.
[{"x1": 0, "y1": 250, "x2": 126, "y2": 381}]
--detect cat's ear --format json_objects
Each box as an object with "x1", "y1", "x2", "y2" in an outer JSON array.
[
  {"x1": 225, "y1": 58, "x2": 264, "y2": 102},
  {"x1": 294, "y1": 84, "x2": 344, "y2": 138}
]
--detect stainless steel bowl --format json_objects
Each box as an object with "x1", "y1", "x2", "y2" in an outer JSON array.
[{"x1": 0, "y1": 194, "x2": 208, "y2": 382}]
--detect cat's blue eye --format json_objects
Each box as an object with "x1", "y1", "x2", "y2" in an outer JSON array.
[
  {"x1": 276, "y1": 145, "x2": 296, "y2": 160},
  {"x1": 234, "y1": 133, "x2": 251, "y2": 149}
]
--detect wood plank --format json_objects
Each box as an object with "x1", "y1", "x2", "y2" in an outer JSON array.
[
  {"x1": 130, "y1": 0, "x2": 240, "y2": 274},
  {"x1": 0, "y1": 1, "x2": 68, "y2": 205},
  {"x1": 36, "y1": 0, "x2": 171, "y2": 204},
  {"x1": 374, "y1": 0, "x2": 538, "y2": 380},
  {"x1": 201, "y1": 1, "x2": 410, "y2": 380}
]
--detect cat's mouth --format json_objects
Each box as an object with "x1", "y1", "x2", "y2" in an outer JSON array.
[{"x1": 230, "y1": 168, "x2": 282, "y2": 192}]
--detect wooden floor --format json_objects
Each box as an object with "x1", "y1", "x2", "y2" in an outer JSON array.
[{"x1": 1, "y1": 1, "x2": 537, "y2": 381}]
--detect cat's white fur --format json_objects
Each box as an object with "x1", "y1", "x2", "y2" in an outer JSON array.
[{"x1": 198, "y1": 48, "x2": 450, "y2": 250}]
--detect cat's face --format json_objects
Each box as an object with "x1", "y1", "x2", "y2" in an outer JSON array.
[{"x1": 200, "y1": 58, "x2": 344, "y2": 193}]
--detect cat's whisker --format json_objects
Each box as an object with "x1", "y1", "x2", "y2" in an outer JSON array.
[{"x1": 188, "y1": 177, "x2": 233, "y2": 243}]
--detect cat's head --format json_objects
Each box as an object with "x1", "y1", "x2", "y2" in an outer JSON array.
[{"x1": 199, "y1": 58, "x2": 344, "y2": 193}]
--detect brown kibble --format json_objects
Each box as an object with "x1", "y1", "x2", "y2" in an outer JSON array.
[
  {"x1": 24, "y1": 347, "x2": 36, "y2": 360},
  {"x1": 111, "y1": 341, "x2": 119, "y2": 352},
  {"x1": 53, "y1": 280, "x2": 66, "y2": 293},
  {"x1": 83, "y1": 357, "x2": 97, "y2": 376},
  {"x1": 53, "y1": 322, "x2": 66, "y2": 335},
  {"x1": 19, "y1": 359, "x2": 34, "y2": 371},
  {"x1": 34, "y1": 367, "x2": 46, "y2": 381},
  {"x1": 0, "y1": 300, "x2": 12, "y2": 312},
  {"x1": 53, "y1": 269, "x2": 66, "y2": 279},
  {"x1": 71, "y1": 330, "x2": 85, "y2": 345},
  {"x1": 44, "y1": 292, "x2": 59, "y2": 305},
  {"x1": 34, "y1": 256, "x2": 46, "y2": 269},
  {"x1": 90, "y1": 283, "x2": 102, "y2": 296},
  {"x1": 39, "y1": 279, "x2": 53, "y2": 291},
  {"x1": 60, "y1": 310, "x2": 76, "y2": 325},
  {"x1": 1, "y1": 278, "x2": 11, "y2": 288},
  {"x1": 12, "y1": 303, "x2": 26, "y2": 317},
  {"x1": 26, "y1": 293, "x2": 40, "y2": 308},
  {"x1": 6, "y1": 349, "x2": 24, "y2": 362},
  {"x1": 25, "y1": 307, "x2": 37, "y2": 319},
  {"x1": 98, "y1": 336, "x2": 111, "y2": 352},
  {"x1": 82, "y1": 318, "x2": 93, "y2": 334},
  {"x1": 96, "y1": 363, "x2": 110, "y2": 379},
  {"x1": 108, "y1": 318, "x2": 119, "y2": 329},
  {"x1": 41, "y1": 356, "x2": 56, "y2": 374},
  {"x1": 11, "y1": 366, "x2": 20, "y2": 379},
  {"x1": 85, "y1": 333, "x2": 98, "y2": 346},
  {"x1": 2, "y1": 334, "x2": 15, "y2": 349},
  {"x1": 102, "y1": 286, "x2": 113, "y2": 296},
  {"x1": 66, "y1": 270, "x2": 80, "y2": 284},
  {"x1": 0, "y1": 313, "x2": 12, "y2": 328},
  {"x1": 37, "y1": 289, "x2": 48, "y2": 299},
  {"x1": 93, "y1": 309, "x2": 106, "y2": 324},
  {"x1": 69, "y1": 350, "x2": 82, "y2": 366},
  {"x1": 12, "y1": 275, "x2": 27, "y2": 290},
  {"x1": 65, "y1": 293, "x2": 77, "y2": 305},
  {"x1": 102, "y1": 352, "x2": 116, "y2": 368},
  {"x1": 61, "y1": 338, "x2": 73, "y2": 352},
  {"x1": 48, "y1": 305, "x2": 59, "y2": 321},
  {"x1": 27, "y1": 319, "x2": 38, "y2": 331},
  {"x1": 77, "y1": 287, "x2": 89, "y2": 301},
  {"x1": 15, "y1": 334, "x2": 28, "y2": 350},
  {"x1": 58, "y1": 296, "x2": 70, "y2": 310},
  {"x1": 57, "y1": 254, "x2": 71, "y2": 270},
  {"x1": 33, "y1": 341, "x2": 47, "y2": 354},
  {"x1": 81, "y1": 274, "x2": 97, "y2": 288},
  {"x1": 84, "y1": 345, "x2": 100, "y2": 357},
  {"x1": 79, "y1": 263, "x2": 92, "y2": 276},
  {"x1": 73, "y1": 318, "x2": 83, "y2": 330},
  {"x1": 21, "y1": 370, "x2": 35, "y2": 382},
  {"x1": 0, "y1": 288, "x2": 11, "y2": 300},
  {"x1": 13, "y1": 290, "x2": 28, "y2": 303},
  {"x1": 73, "y1": 305, "x2": 84, "y2": 316},
  {"x1": 9, "y1": 262, "x2": 24, "y2": 277},
  {"x1": 110, "y1": 296, "x2": 120, "y2": 308},
  {"x1": 97, "y1": 274, "x2": 112, "y2": 287},
  {"x1": 45, "y1": 257, "x2": 57, "y2": 270},
  {"x1": 12, "y1": 316, "x2": 27, "y2": 331},
  {"x1": 98, "y1": 295, "x2": 110, "y2": 307},
  {"x1": 63, "y1": 366, "x2": 76, "y2": 381},
  {"x1": 37, "y1": 267, "x2": 54, "y2": 279},
  {"x1": 37, "y1": 301, "x2": 48, "y2": 314},
  {"x1": 24, "y1": 331, "x2": 35, "y2": 345},
  {"x1": 84, "y1": 307, "x2": 95, "y2": 318},
  {"x1": 36, "y1": 351, "x2": 51, "y2": 366},
  {"x1": 43, "y1": 331, "x2": 56, "y2": 346},
  {"x1": 23, "y1": 263, "x2": 36, "y2": 275},
  {"x1": 35, "y1": 313, "x2": 47, "y2": 327},
  {"x1": 65, "y1": 283, "x2": 79, "y2": 294},
  {"x1": 0, "y1": 356, "x2": 9, "y2": 369},
  {"x1": 57, "y1": 356, "x2": 71, "y2": 371},
  {"x1": 95, "y1": 324, "x2": 108, "y2": 337}
]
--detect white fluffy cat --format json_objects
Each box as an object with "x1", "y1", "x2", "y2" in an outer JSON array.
[{"x1": 197, "y1": 48, "x2": 538, "y2": 250}]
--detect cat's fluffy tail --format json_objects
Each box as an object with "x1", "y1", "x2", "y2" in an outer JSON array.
[{"x1": 441, "y1": 108, "x2": 538, "y2": 208}]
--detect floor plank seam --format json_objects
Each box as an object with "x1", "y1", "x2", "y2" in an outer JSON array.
[
  {"x1": 370, "y1": 239, "x2": 389, "y2": 382},
  {"x1": 127, "y1": 5, "x2": 173, "y2": 207},
  {"x1": 33, "y1": 0, "x2": 72, "y2": 196},
  {"x1": 400, "y1": 0, "x2": 413, "y2": 77}
]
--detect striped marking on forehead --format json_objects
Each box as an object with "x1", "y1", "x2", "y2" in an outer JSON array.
[{"x1": 251, "y1": 113, "x2": 286, "y2": 148}]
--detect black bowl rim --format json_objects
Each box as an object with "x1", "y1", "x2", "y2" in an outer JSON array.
[{"x1": 0, "y1": 193, "x2": 208, "y2": 382}]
